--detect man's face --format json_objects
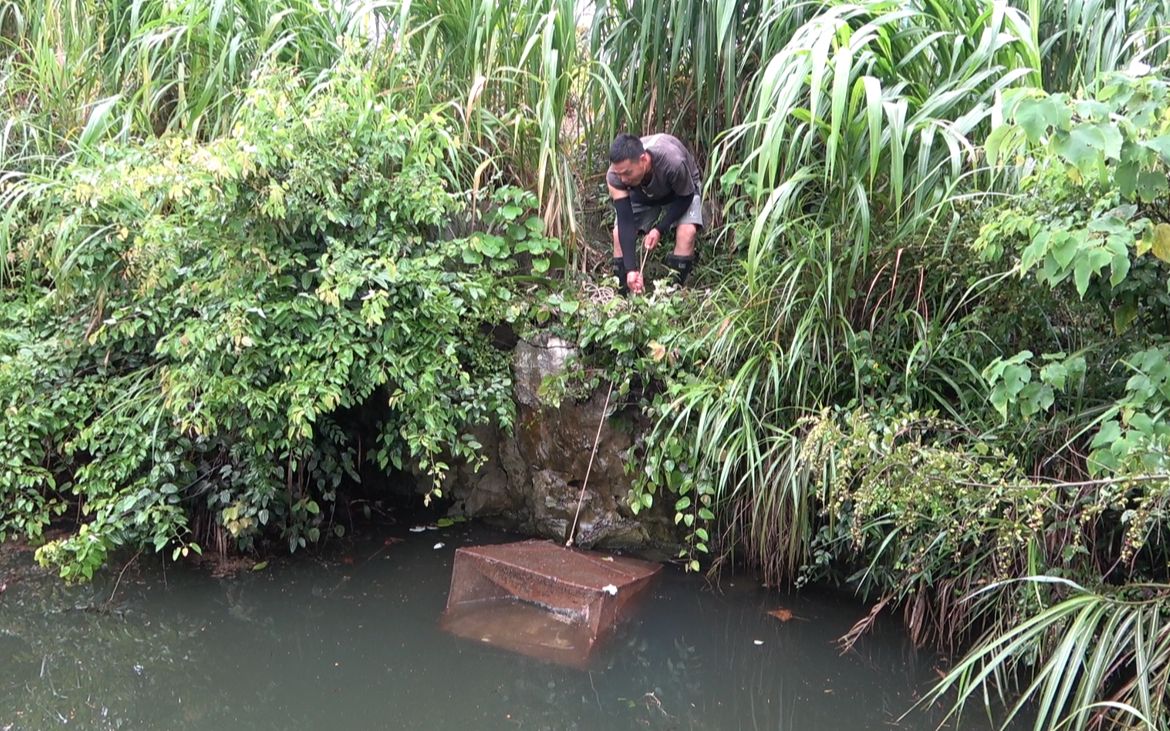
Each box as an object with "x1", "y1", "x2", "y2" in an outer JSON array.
[{"x1": 612, "y1": 153, "x2": 650, "y2": 187}]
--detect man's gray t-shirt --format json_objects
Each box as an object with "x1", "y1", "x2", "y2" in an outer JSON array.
[{"x1": 606, "y1": 134, "x2": 701, "y2": 205}]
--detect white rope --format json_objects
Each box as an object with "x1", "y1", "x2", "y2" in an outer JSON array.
[
  {"x1": 565, "y1": 241, "x2": 649, "y2": 547},
  {"x1": 565, "y1": 380, "x2": 615, "y2": 548}
]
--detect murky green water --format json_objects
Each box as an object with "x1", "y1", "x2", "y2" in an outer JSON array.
[{"x1": 2, "y1": 524, "x2": 993, "y2": 730}]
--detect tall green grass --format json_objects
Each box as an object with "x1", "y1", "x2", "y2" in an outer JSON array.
[
  {"x1": 614, "y1": 0, "x2": 1170, "y2": 570},
  {"x1": 589, "y1": 0, "x2": 1038, "y2": 246},
  {"x1": 5, "y1": 2, "x2": 1170, "y2": 726},
  {"x1": 716, "y1": 0, "x2": 1038, "y2": 250},
  {"x1": 925, "y1": 579, "x2": 1170, "y2": 731},
  {"x1": 0, "y1": 0, "x2": 370, "y2": 156},
  {"x1": 587, "y1": 0, "x2": 814, "y2": 168},
  {"x1": 628, "y1": 0, "x2": 1040, "y2": 589},
  {"x1": 1, "y1": 0, "x2": 589, "y2": 245},
  {"x1": 1030, "y1": 0, "x2": 1170, "y2": 93},
  {"x1": 588, "y1": 0, "x2": 1170, "y2": 252},
  {"x1": 398, "y1": 0, "x2": 585, "y2": 242}
]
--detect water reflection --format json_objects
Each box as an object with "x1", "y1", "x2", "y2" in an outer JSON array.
[{"x1": 1, "y1": 528, "x2": 998, "y2": 730}]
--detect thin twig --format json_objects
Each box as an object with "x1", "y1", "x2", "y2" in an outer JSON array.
[
  {"x1": 107, "y1": 549, "x2": 142, "y2": 607},
  {"x1": 955, "y1": 474, "x2": 1168, "y2": 491}
]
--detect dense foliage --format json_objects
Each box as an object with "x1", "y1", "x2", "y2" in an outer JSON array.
[
  {"x1": 3, "y1": 0, "x2": 1170, "y2": 728},
  {"x1": 1, "y1": 62, "x2": 565, "y2": 579}
]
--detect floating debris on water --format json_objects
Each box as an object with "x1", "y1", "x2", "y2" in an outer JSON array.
[{"x1": 767, "y1": 607, "x2": 805, "y2": 622}]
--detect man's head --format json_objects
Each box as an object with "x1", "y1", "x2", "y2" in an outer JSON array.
[{"x1": 609, "y1": 133, "x2": 651, "y2": 187}]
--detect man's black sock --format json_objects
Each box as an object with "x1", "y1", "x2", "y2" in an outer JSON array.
[
  {"x1": 665, "y1": 253, "x2": 695, "y2": 286},
  {"x1": 611, "y1": 257, "x2": 629, "y2": 295}
]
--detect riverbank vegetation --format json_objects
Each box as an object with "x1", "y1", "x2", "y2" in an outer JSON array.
[{"x1": 2, "y1": 0, "x2": 1170, "y2": 728}]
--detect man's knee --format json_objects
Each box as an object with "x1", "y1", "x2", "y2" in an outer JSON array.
[{"x1": 674, "y1": 223, "x2": 699, "y2": 255}]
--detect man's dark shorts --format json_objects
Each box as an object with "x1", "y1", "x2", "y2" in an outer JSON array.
[{"x1": 630, "y1": 193, "x2": 704, "y2": 234}]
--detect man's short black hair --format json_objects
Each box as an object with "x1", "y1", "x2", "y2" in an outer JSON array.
[{"x1": 610, "y1": 133, "x2": 645, "y2": 163}]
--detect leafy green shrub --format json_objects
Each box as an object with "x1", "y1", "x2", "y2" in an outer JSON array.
[
  {"x1": 0, "y1": 304, "x2": 77, "y2": 544},
  {"x1": 797, "y1": 408, "x2": 1166, "y2": 641},
  {"x1": 526, "y1": 284, "x2": 713, "y2": 564},
  {"x1": 978, "y1": 69, "x2": 1170, "y2": 478},
  {"x1": 1, "y1": 59, "x2": 560, "y2": 579}
]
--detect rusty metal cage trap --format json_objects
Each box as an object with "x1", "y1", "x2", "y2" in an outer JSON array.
[{"x1": 439, "y1": 540, "x2": 661, "y2": 668}]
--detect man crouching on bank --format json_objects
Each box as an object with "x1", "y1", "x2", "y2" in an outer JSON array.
[{"x1": 606, "y1": 132, "x2": 704, "y2": 295}]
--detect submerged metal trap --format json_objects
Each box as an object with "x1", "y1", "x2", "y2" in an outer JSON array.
[{"x1": 439, "y1": 540, "x2": 661, "y2": 668}]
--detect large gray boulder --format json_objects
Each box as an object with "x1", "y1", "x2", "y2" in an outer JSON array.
[{"x1": 445, "y1": 333, "x2": 676, "y2": 552}]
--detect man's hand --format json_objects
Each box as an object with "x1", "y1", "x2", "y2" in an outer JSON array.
[
  {"x1": 643, "y1": 228, "x2": 661, "y2": 251},
  {"x1": 626, "y1": 270, "x2": 644, "y2": 295}
]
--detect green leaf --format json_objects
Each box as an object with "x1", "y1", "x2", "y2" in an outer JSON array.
[
  {"x1": 1039, "y1": 361, "x2": 1068, "y2": 390},
  {"x1": 1019, "y1": 383, "x2": 1055, "y2": 417},
  {"x1": 988, "y1": 357, "x2": 1032, "y2": 419},
  {"x1": 1114, "y1": 302, "x2": 1138, "y2": 333},
  {"x1": 1151, "y1": 223, "x2": 1170, "y2": 263},
  {"x1": 1141, "y1": 134, "x2": 1170, "y2": 163},
  {"x1": 984, "y1": 125, "x2": 1013, "y2": 166},
  {"x1": 1090, "y1": 420, "x2": 1122, "y2": 449},
  {"x1": 506, "y1": 223, "x2": 527, "y2": 242},
  {"x1": 1093, "y1": 123, "x2": 1123, "y2": 160},
  {"x1": 1115, "y1": 162, "x2": 1139, "y2": 197},
  {"x1": 1128, "y1": 412, "x2": 1155, "y2": 433},
  {"x1": 1136, "y1": 170, "x2": 1169, "y2": 202},
  {"x1": 1074, "y1": 99, "x2": 1110, "y2": 120},
  {"x1": 1054, "y1": 127, "x2": 1103, "y2": 173},
  {"x1": 1073, "y1": 249, "x2": 1111, "y2": 297},
  {"x1": 479, "y1": 234, "x2": 505, "y2": 258},
  {"x1": 1050, "y1": 232, "x2": 1080, "y2": 269},
  {"x1": 1109, "y1": 250, "x2": 1131, "y2": 287},
  {"x1": 1019, "y1": 230, "x2": 1050, "y2": 273},
  {"x1": 1016, "y1": 95, "x2": 1068, "y2": 141}
]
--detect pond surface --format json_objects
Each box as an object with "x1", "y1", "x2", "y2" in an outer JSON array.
[{"x1": 2, "y1": 524, "x2": 997, "y2": 730}]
